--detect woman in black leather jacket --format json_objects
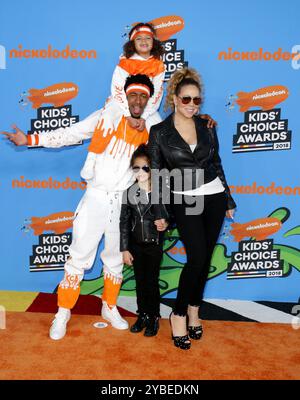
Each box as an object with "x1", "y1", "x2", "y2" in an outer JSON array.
[
  {"x1": 120, "y1": 144, "x2": 169, "y2": 337},
  {"x1": 148, "y1": 68, "x2": 236, "y2": 350}
]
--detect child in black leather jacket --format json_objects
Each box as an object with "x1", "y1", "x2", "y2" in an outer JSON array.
[{"x1": 119, "y1": 144, "x2": 169, "y2": 336}]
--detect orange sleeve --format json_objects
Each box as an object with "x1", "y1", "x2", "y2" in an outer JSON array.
[{"x1": 27, "y1": 135, "x2": 40, "y2": 146}]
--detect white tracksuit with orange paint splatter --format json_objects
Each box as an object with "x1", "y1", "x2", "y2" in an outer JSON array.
[
  {"x1": 85, "y1": 53, "x2": 164, "y2": 158},
  {"x1": 28, "y1": 112, "x2": 159, "y2": 284}
]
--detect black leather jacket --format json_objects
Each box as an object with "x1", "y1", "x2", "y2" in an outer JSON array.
[
  {"x1": 147, "y1": 114, "x2": 236, "y2": 210},
  {"x1": 119, "y1": 184, "x2": 169, "y2": 251}
]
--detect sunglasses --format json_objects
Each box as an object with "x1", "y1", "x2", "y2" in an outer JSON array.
[
  {"x1": 178, "y1": 96, "x2": 201, "y2": 105},
  {"x1": 132, "y1": 165, "x2": 151, "y2": 173}
]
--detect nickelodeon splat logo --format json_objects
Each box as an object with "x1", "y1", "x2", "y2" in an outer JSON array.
[
  {"x1": 230, "y1": 217, "x2": 282, "y2": 242},
  {"x1": 27, "y1": 82, "x2": 79, "y2": 109},
  {"x1": 149, "y1": 16, "x2": 185, "y2": 41},
  {"x1": 131, "y1": 16, "x2": 184, "y2": 41},
  {"x1": 235, "y1": 85, "x2": 289, "y2": 112},
  {"x1": 27, "y1": 211, "x2": 75, "y2": 235}
]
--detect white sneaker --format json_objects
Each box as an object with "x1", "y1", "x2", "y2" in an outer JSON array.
[
  {"x1": 49, "y1": 308, "x2": 71, "y2": 340},
  {"x1": 80, "y1": 153, "x2": 96, "y2": 180},
  {"x1": 101, "y1": 301, "x2": 128, "y2": 330}
]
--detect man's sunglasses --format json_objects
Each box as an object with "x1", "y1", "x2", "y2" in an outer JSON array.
[
  {"x1": 178, "y1": 96, "x2": 201, "y2": 105},
  {"x1": 132, "y1": 165, "x2": 151, "y2": 173}
]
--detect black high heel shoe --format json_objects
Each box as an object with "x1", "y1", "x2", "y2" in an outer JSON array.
[
  {"x1": 169, "y1": 312, "x2": 191, "y2": 350},
  {"x1": 188, "y1": 325, "x2": 203, "y2": 340},
  {"x1": 187, "y1": 314, "x2": 203, "y2": 340}
]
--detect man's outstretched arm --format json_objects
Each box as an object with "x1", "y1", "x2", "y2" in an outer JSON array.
[{"x1": 1, "y1": 109, "x2": 101, "y2": 148}]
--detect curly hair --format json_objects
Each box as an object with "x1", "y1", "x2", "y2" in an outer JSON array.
[
  {"x1": 164, "y1": 67, "x2": 203, "y2": 111},
  {"x1": 130, "y1": 143, "x2": 150, "y2": 168},
  {"x1": 123, "y1": 22, "x2": 164, "y2": 59},
  {"x1": 124, "y1": 74, "x2": 155, "y2": 97}
]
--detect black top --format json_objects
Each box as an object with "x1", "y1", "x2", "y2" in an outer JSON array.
[
  {"x1": 147, "y1": 114, "x2": 236, "y2": 210},
  {"x1": 119, "y1": 183, "x2": 169, "y2": 251}
]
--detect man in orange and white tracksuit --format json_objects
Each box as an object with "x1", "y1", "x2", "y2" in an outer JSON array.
[{"x1": 3, "y1": 74, "x2": 164, "y2": 340}]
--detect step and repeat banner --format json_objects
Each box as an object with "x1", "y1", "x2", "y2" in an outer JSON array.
[{"x1": 1, "y1": 0, "x2": 300, "y2": 307}]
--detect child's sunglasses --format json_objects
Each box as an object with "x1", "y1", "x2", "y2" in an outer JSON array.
[
  {"x1": 178, "y1": 96, "x2": 201, "y2": 105},
  {"x1": 132, "y1": 165, "x2": 151, "y2": 173}
]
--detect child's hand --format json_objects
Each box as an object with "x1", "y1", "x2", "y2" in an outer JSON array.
[
  {"x1": 154, "y1": 219, "x2": 168, "y2": 231},
  {"x1": 123, "y1": 250, "x2": 134, "y2": 266},
  {"x1": 126, "y1": 116, "x2": 138, "y2": 129},
  {"x1": 136, "y1": 118, "x2": 146, "y2": 132},
  {"x1": 125, "y1": 117, "x2": 145, "y2": 132}
]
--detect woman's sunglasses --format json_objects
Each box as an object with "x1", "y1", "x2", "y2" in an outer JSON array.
[
  {"x1": 132, "y1": 165, "x2": 151, "y2": 173},
  {"x1": 178, "y1": 96, "x2": 201, "y2": 105}
]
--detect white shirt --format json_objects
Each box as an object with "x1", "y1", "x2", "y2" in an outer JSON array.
[{"x1": 172, "y1": 144, "x2": 225, "y2": 196}]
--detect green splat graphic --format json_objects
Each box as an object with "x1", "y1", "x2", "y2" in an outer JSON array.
[
  {"x1": 283, "y1": 226, "x2": 300, "y2": 238},
  {"x1": 80, "y1": 207, "x2": 300, "y2": 297},
  {"x1": 208, "y1": 244, "x2": 231, "y2": 279},
  {"x1": 273, "y1": 244, "x2": 300, "y2": 274},
  {"x1": 268, "y1": 207, "x2": 290, "y2": 223},
  {"x1": 80, "y1": 276, "x2": 103, "y2": 296}
]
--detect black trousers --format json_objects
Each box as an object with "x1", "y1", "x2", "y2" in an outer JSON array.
[
  {"x1": 129, "y1": 239, "x2": 163, "y2": 317},
  {"x1": 171, "y1": 191, "x2": 227, "y2": 316}
]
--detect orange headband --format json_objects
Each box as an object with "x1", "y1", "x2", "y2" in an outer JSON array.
[
  {"x1": 125, "y1": 83, "x2": 150, "y2": 97},
  {"x1": 130, "y1": 26, "x2": 154, "y2": 41}
]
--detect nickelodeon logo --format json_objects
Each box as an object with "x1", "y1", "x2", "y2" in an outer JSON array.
[
  {"x1": 236, "y1": 85, "x2": 288, "y2": 112},
  {"x1": 133, "y1": 16, "x2": 184, "y2": 41},
  {"x1": 230, "y1": 217, "x2": 281, "y2": 242},
  {"x1": 28, "y1": 82, "x2": 79, "y2": 109},
  {"x1": 218, "y1": 47, "x2": 300, "y2": 61},
  {"x1": 229, "y1": 182, "x2": 300, "y2": 196},
  {"x1": 149, "y1": 16, "x2": 184, "y2": 41},
  {"x1": 29, "y1": 211, "x2": 75, "y2": 235},
  {"x1": 9, "y1": 44, "x2": 97, "y2": 59},
  {"x1": 12, "y1": 176, "x2": 87, "y2": 190}
]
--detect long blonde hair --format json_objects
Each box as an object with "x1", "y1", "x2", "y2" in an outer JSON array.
[{"x1": 164, "y1": 67, "x2": 203, "y2": 111}]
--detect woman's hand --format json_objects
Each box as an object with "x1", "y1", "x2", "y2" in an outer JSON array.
[
  {"x1": 155, "y1": 219, "x2": 168, "y2": 231},
  {"x1": 122, "y1": 251, "x2": 134, "y2": 266},
  {"x1": 1, "y1": 124, "x2": 28, "y2": 146},
  {"x1": 226, "y1": 209, "x2": 235, "y2": 220},
  {"x1": 200, "y1": 114, "x2": 217, "y2": 129}
]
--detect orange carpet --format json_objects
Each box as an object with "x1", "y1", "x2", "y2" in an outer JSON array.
[{"x1": 0, "y1": 312, "x2": 299, "y2": 380}]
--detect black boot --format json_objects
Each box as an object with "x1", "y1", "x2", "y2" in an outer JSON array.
[
  {"x1": 144, "y1": 315, "x2": 159, "y2": 337},
  {"x1": 130, "y1": 313, "x2": 148, "y2": 333}
]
